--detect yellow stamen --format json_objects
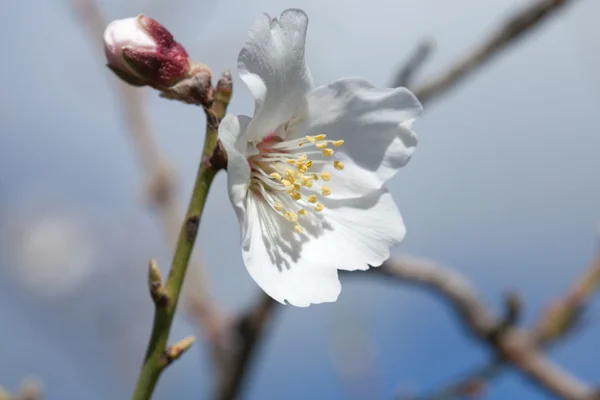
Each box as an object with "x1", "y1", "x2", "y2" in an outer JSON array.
[
  {"x1": 281, "y1": 179, "x2": 292, "y2": 187},
  {"x1": 307, "y1": 195, "x2": 317, "y2": 203},
  {"x1": 321, "y1": 186, "x2": 331, "y2": 196},
  {"x1": 285, "y1": 212, "x2": 298, "y2": 223},
  {"x1": 332, "y1": 140, "x2": 344, "y2": 147},
  {"x1": 333, "y1": 160, "x2": 344, "y2": 170},
  {"x1": 298, "y1": 154, "x2": 308, "y2": 161},
  {"x1": 314, "y1": 203, "x2": 324, "y2": 212},
  {"x1": 305, "y1": 160, "x2": 313, "y2": 169},
  {"x1": 294, "y1": 224, "x2": 303, "y2": 233},
  {"x1": 322, "y1": 149, "x2": 334, "y2": 157},
  {"x1": 274, "y1": 202, "x2": 283, "y2": 212},
  {"x1": 290, "y1": 191, "x2": 301, "y2": 201},
  {"x1": 321, "y1": 172, "x2": 331, "y2": 181},
  {"x1": 314, "y1": 134, "x2": 326, "y2": 141},
  {"x1": 270, "y1": 172, "x2": 282, "y2": 180},
  {"x1": 315, "y1": 142, "x2": 327, "y2": 149},
  {"x1": 298, "y1": 209, "x2": 307, "y2": 216},
  {"x1": 305, "y1": 135, "x2": 316, "y2": 143}
]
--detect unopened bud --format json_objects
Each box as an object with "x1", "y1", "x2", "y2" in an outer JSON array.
[
  {"x1": 104, "y1": 15, "x2": 192, "y2": 88},
  {"x1": 160, "y1": 336, "x2": 196, "y2": 367}
]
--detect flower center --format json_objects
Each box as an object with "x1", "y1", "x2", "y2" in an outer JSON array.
[{"x1": 248, "y1": 133, "x2": 345, "y2": 233}]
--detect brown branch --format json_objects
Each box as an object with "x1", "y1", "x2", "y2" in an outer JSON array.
[
  {"x1": 391, "y1": 40, "x2": 434, "y2": 88},
  {"x1": 216, "y1": 294, "x2": 277, "y2": 400},
  {"x1": 407, "y1": 360, "x2": 503, "y2": 400},
  {"x1": 375, "y1": 256, "x2": 598, "y2": 400},
  {"x1": 410, "y1": 250, "x2": 600, "y2": 400},
  {"x1": 69, "y1": 0, "x2": 225, "y2": 366},
  {"x1": 405, "y1": 0, "x2": 578, "y2": 105}
]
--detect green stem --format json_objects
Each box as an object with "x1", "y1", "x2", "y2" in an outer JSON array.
[
  {"x1": 132, "y1": 72, "x2": 231, "y2": 400},
  {"x1": 132, "y1": 163, "x2": 216, "y2": 400}
]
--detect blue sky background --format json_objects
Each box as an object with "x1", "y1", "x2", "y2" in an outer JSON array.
[{"x1": 1, "y1": 0, "x2": 599, "y2": 399}]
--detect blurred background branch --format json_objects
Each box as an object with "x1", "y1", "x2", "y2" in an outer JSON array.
[
  {"x1": 400, "y1": 0, "x2": 578, "y2": 106},
  {"x1": 402, "y1": 231, "x2": 600, "y2": 399},
  {"x1": 381, "y1": 254, "x2": 600, "y2": 400}
]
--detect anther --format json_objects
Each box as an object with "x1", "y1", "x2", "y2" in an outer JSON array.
[
  {"x1": 274, "y1": 202, "x2": 283, "y2": 212},
  {"x1": 314, "y1": 203, "x2": 324, "y2": 212},
  {"x1": 315, "y1": 142, "x2": 327, "y2": 149},
  {"x1": 294, "y1": 224, "x2": 303, "y2": 233},
  {"x1": 333, "y1": 160, "x2": 344, "y2": 170},
  {"x1": 332, "y1": 140, "x2": 344, "y2": 147},
  {"x1": 270, "y1": 172, "x2": 282, "y2": 180},
  {"x1": 307, "y1": 195, "x2": 317, "y2": 203},
  {"x1": 314, "y1": 134, "x2": 326, "y2": 141},
  {"x1": 322, "y1": 149, "x2": 334, "y2": 157},
  {"x1": 321, "y1": 186, "x2": 331, "y2": 196},
  {"x1": 305, "y1": 135, "x2": 316, "y2": 143},
  {"x1": 285, "y1": 212, "x2": 298, "y2": 222},
  {"x1": 321, "y1": 172, "x2": 331, "y2": 181}
]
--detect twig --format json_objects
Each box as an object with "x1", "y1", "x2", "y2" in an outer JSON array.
[
  {"x1": 69, "y1": 0, "x2": 224, "y2": 368},
  {"x1": 391, "y1": 40, "x2": 434, "y2": 88},
  {"x1": 411, "y1": 250, "x2": 600, "y2": 399},
  {"x1": 131, "y1": 77, "x2": 230, "y2": 399},
  {"x1": 535, "y1": 252, "x2": 600, "y2": 344},
  {"x1": 406, "y1": 0, "x2": 578, "y2": 105},
  {"x1": 217, "y1": 295, "x2": 277, "y2": 400},
  {"x1": 407, "y1": 360, "x2": 503, "y2": 400},
  {"x1": 374, "y1": 256, "x2": 598, "y2": 400}
]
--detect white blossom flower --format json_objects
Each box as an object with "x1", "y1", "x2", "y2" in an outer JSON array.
[{"x1": 219, "y1": 9, "x2": 423, "y2": 306}]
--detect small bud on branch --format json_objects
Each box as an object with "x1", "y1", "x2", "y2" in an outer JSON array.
[
  {"x1": 159, "y1": 336, "x2": 196, "y2": 367},
  {"x1": 104, "y1": 15, "x2": 213, "y2": 108},
  {"x1": 148, "y1": 259, "x2": 169, "y2": 308}
]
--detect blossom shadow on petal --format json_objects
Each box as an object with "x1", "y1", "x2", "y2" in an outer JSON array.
[{"x1": 253, "y1": 198, "x2": 332, "y2": 273}]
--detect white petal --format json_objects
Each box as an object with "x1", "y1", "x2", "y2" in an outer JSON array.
[
  {"x1": 104, "y1": 17, "x2": 156, "y2": 72},
  {"x1": 301, "y1": 188, "x2": 405, "y2": 271},
  {"x1": 219, "y1": 114, "x2": 251, "y2": 221},
  {"x1": 298, "y1": 78, "x2": 422, "y2": 199},
  {"x1": 242, "y1": 194, "x2": 341, "y2": 307},
  {"x1": 238, "y1": 9, "x2": 313, "y2": 142}
]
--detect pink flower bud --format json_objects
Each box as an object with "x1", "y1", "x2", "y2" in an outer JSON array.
[{"x1": 103, "y1": 15, "x2": 192, "y2": 88}]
